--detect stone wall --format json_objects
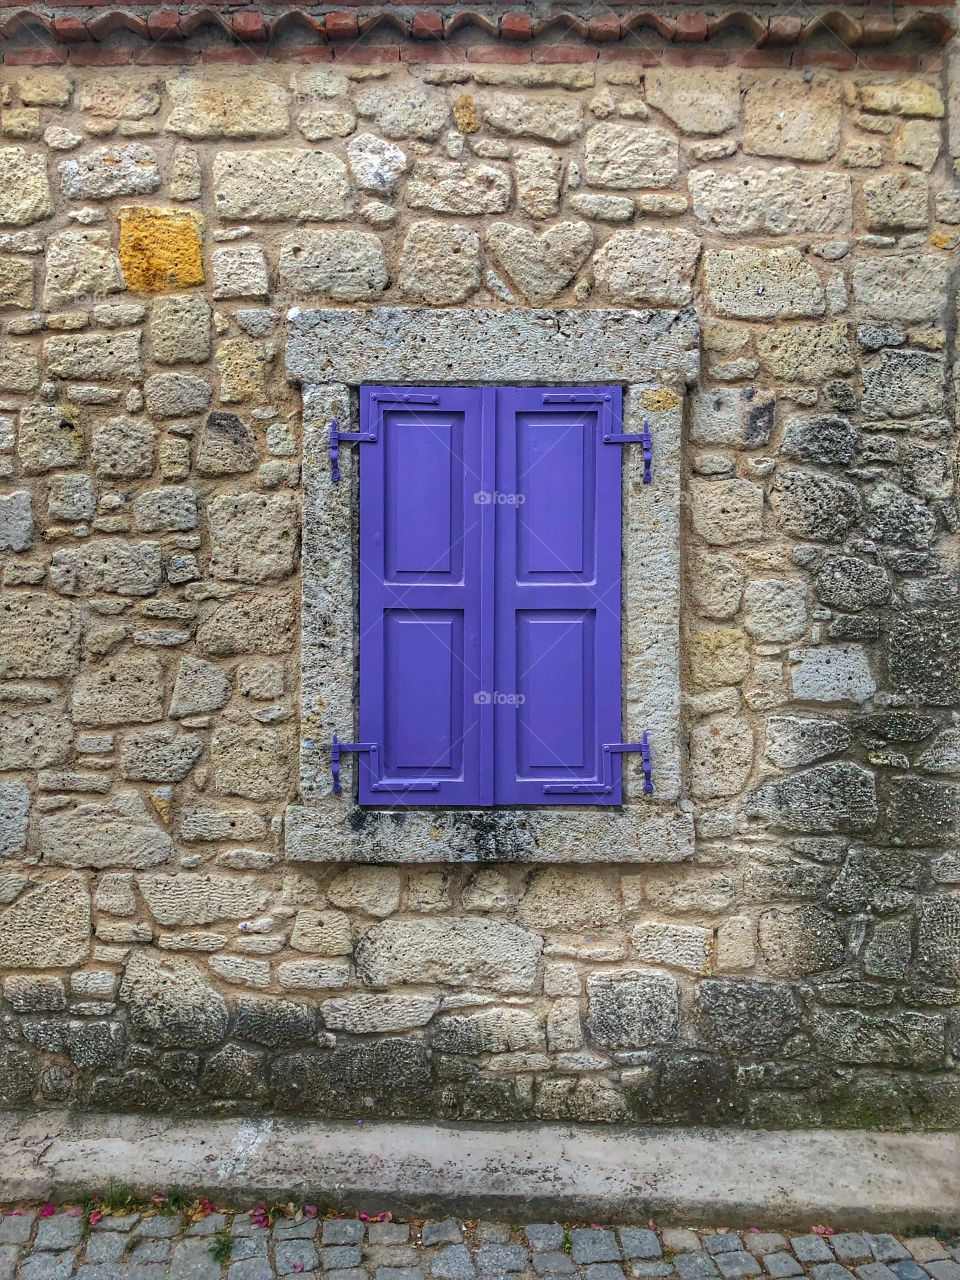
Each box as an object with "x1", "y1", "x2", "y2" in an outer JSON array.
[{"x1": 0, "y1": 49, "x2": 958, "y2": 1127}]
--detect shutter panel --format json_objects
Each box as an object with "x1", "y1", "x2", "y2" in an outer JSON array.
[
  {"x1": 358, "y1": 386, "x2": 493, "y2": 805},
  {"x1": 493, "y1": 387, "x2": 623, "y2": 805}
]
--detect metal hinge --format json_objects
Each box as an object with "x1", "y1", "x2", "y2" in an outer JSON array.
[
  {"x1": 330, "y1": 734, "x2": 440, "y2": 795},
  {"x1": 329, "y1": 394, "x2": 440, "y2": 483},
  {"x1": 604, "y1": 417, "x2": 653, "y2": 484},
  {"x1": 542, "y1": 732, "x2": 654, "y2": 797}
]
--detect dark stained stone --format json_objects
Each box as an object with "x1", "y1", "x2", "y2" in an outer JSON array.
[
  {"x1": 695, "y1": 980, "x2": 802, "y2": 1056},
  {"x1": 746, "y1": 762, "x2": 878, "y2": 833},
  {"x1": 774, "y1": 471, "x2": 862, "y2": 541},
  {"x1": 814, "y1": 556, "x2": 889, "y2": 612}
]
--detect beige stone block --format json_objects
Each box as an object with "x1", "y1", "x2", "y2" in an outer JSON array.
[
  {"x1": 17, "y1": 71, "x2": 72, "y2": 107},
  {"x1": 17, "y1": 403, "x2": 84, "y2": 474},
  {"x1": 208, "y1": 492, "x2": 298, "y2": 584},
  {"x1": 72, "y1": 654, "x2": 164, "y2": 726},
  {"x1": 703, "y1": 247, "x2": 825, "y2": 320},
  {"x1": 645, "y1": 69, "x2": 739, "y2": 135},
  {"x1": 690, "y1": 478, "x2": 764, "y2": 546},
  {"x1": 716, "y1": 917, "x2": 756, "y2": 970},
  {"x1": 0, "y1": 874, "x2": 90, "y2": 968},
  {"x1": 278, "y1": 230, "x2": 387, "y2": 301},
  {"x1": 756, "y1": 321, "x2": 854, "y2": 381},
  {"x1": 213, "y1": 150, "x2": 352, "y2": 221},
  {"x1": 398, "y1": 220, "x2": 481, "y2": 305},
  {"x1": 633, "y1": 922, "x2": 713, "y2": 973},
  {"x1": 859, "y1": 79, "x2": 944, "y2": 118},
  {"x1": 584, "y1": 122, "x2": 679, "y2": 188},
  {"x1": 291, "y1": 908, "x2": 352, "y2": 955},
  {"x1": 43, "y1": 229, "x2": 123, "y2": 309},
  {"x1": 486, "y1": 220, "x2": 594, "y2": 304},
  {"x1": 78, "y1": 76, "x2": 161, "y2": 119},
  {"x1": 852, "y1": 254, "x2": 949, "y2": 324},
  {"x1": 689, "y1": 627, "x2": 750, "y2": 689},
  {"x1": 516, "y1": 867, "x2": 621, "y2": 931},
  {"x1": 407, "y1": 159, "x2": 511, "y2": 215},
  {"x1": 743, "y1": 76, "x2": 841, "y2": 160},
  {"x1": 40, "y1": 791, "x2": 172, "y2": 869},
  {"x1": 690, "y1": 166, "x2": 851, "y2": 236},
  {"x1": 166, "y1": 76, "x2": 289, "y2": 139},
  {"x1": 895, "y1": 119, "x2": 940, "y2": 171},
  {"x1": 212, "y1": 723, "x2": 294, "y2": 801},
  {"x1": 0, "y1": 147, "x2": 52, "y2": 225},
  {"x1": 356, "y1": 85, "x2": 450, "y2": 141},
  {"x1": 688, "y1": 549, "x2": 745, "y2": 621},
  {"x1": 139, "y1": 873, "x2": 268, "y2": 927},
  {"x1": 480, "y1": 93, "x2": 583, "y2": 144},
  {"x1": 0, "y1": 592, "x2": 80, "y2": 678},
  {"x1": 863, "y1": 172, "x2": 928, "y2": 230},
  {"x1": 0, "y1": 343, "x2": 39, "y2": 392},
  {"x1": 326, "y1": 867, "x2": 401, "y2": 918},
  {"x1": 515, "y1": 146, "x2": 561, "y2": 219},
  {"x1": 593, "y1": 227, "x2": 699, "y2": 306}
]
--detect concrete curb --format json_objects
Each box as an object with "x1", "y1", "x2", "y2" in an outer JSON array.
[{"x1": 1, "y1": 1111, "x2": 959, "y2": 1228}]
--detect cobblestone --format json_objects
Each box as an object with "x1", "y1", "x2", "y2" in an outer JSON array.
[{"x1": 0, "y1": 1209, "x2": 958, "y2": 1280}]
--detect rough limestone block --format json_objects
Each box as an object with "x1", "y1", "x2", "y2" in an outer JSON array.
[
  {"x1": 118, "y1": 206, "x2": 204, "y2": 292},
  {"x1": 585, "y1": 970, "x2": 680, "y2": 1048},
  {"x1": 645, "y1": 70, "x2": 740, "y2": 135},
  {"x1": 486, "y1": 221, "x2": 594, "y2": 304},
  {"x1": 689, "y1": 712, "x2": 754, "y2": 799},
  {"x1": 0, "y1": 345, "x2": 40, "y2": 393},
  {"x1": 279, "y1": 230, "x2": 387, "y2": 301},
  {"x1": 139, "y1": 873, "x2": 268, "y2": 926},
  {"x1": 515, "y1": 147, "x2": 561, "y2": 219},
  {"x1": 356, "y1": 917, "x2": 542, "y2": 993},
  {"x1": 43, "y1": 229, "x2": 123, "y2": 309},
  {"x1": 211, "y1": 723, "x2": 294, "y2": 800},
  {"x1": 703, "y1": 247, "x2": 825, "y2": 319},
  {"x1": 121, "y1": 950, "x2": 228, "y2": 1048},
  {"x1": 852, "y1": 255, "x2": 949, "y2": 324},
  {"x1": 321, "y1": 994, "x2": 439, "y2": 1034},
  {"x1": 346, "y1": 133, "x2": 408, "y2": 193},
  {"x1": 0, "y1": 780, "x2": 30, "y2": 857},
  {"x1": 689, "y1": 167, "x2": 851, "y2": 236},
  {"x1": 399, "y1": 221, "x2": 481, "y2": 305},
  {"x1": 690, "y1": 386, "x2": 773, "y2": 448},
  {"x1": 59, "y1": 144, "x2": 161, "y2": 200},
  {"x1": 50, "y1": 539, "x2": 162, "y2": 597},
  {"x1": 91, "y1": 416, "x2": 154, "y2": 478},
  {"x1": 356, "y1": 86, "x2": 450, "y2": 140},
  {"x1": 208, "y1": 492, "x2": 298, "y2": 583},
  {"x1": 40, "y1": 790, "x2": 173, "y2": 869},
  {"x1": 584, "y1": 123, "x2": 679, "y2": 188},
  {"x1": 144, "y1": 372, "x2": 212, "y2": 417},
  {"x1": 790, "y1": 645, "x2": 877, "y2": 704},
  {"x1": 406, "y1": 159, "x2": 511, "y2": 215},
  {"x1": 756, "y1": 322, "x2": 854, "y2": 382},
  {"x1": 213, "y1": 150, "x2": 352, "y2": 221},
  {"x1": 212, "y1": 245, "x2": 270, "y2": 300},
  {"x1": 0, "y1": 258, "x2": 33, "y2": 307},
  {"x1": 150, "y1": 295, "x2": 211, "y2": 364},
  {"x1": 0, "y1": 491, "x2": 33, "y2": 551},
  {"x1": 44, "y1": 331, "x2": 141, "y2": 381},
  {"x1": 0, "y1": 147, "x2": 53, "y2": 225},
  {"x1": 743, "y1": 77, "x2": 842, "y2": 160},
  {"x1": 165, "y1": 76, "x2": 289, "y2": 139},
  {"x1": 17, "y1": 403, "x2": 84, "y2": 474},
  {"x1": 592, "y1": 228, "x2": 699, "y2": 306},
  {"x1": 632, "y1": 922, "x2": 713, "y2": 974},
  {"x1": 0, "y1": 874, "x2": 90, "y2": 967},
  {"x1": 480, "y1": 93, "x2": 583, "y2": 144},
  {"x1": 71, "y1": 654, "x2": 164, "y2": 725},
  {"x1": 690, "y1": 478, "x2": 764, "y2": 545},
  {"x1": 0, "y1": 592, "x2": 81, "y2": 678}
]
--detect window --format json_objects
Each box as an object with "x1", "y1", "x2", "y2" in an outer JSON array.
[{"x1": 356, "y1": 384, "x2": 627, "y2": 807}]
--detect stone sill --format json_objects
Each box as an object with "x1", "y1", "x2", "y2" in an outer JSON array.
[{"x1": 284, "y1": 801, "x2": 696, "y2": 863}]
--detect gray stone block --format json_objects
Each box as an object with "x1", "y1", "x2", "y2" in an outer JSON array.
[
  {"x1": 620, "y1": 1231, "x2": 662, "y2": 1261},
  {"x1": 764, "y1": 1254, "x2": 803, "y2": 1277},
  {"x1": 477, "y1": 1245, "x2": 527, "y2": 1275},
  {"x1": 430, "y1": 1246, "x2": 476, "y2": 1280},
  {"x1": 573, "y1": 1232, "x2": 622, "y2": 1266},
  {"x1": 322, "y1": 1247, "x2": 362, "y2": 1270},
  {"x1": 717, "y1": 1254, "x2": 761, "y2": 1279},
  {"x1": 533, "y1": 1253, "x2": 575, "y2": 1275},
  {"x1": 423, "y1": 1224, "x2": 463, "y2": 1249},
  {"x1": 792, "y1": 1239, "x2": 835, "y2": 1264},
  {"x1": 35, "y1": 1216, "x2": 84, "y2": 1252},
  {"x1": 278, "y1": 1241, "x2": 320, "y2": 1276},
  {"x1": 525, "y1": 1228, "x2": 563, "y2": 1253},
  {"x1": 705, "y1": 1237, "x2": 742, "y2": 1257},
  {"x1": 323, "y1": 1222, "x2": 366, "y2": 1247}
]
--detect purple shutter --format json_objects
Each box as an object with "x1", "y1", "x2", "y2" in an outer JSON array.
[
  {"x1": 358, "y1": 385, "x2": 494, "y2": 805},
  {"x1": 493, "y1": 387, "x2": 623, "y2": 805}
]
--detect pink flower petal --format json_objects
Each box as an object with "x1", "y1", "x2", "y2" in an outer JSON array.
[
  {"x1": 303, "y1": 1207, "x2": 317, "y2": 1218},
  {"x1": 38, "y1": 1205, "x2": 56, "y2": 1219},
  {"x1": 89, "y1": 1212, "x2": 103, "y2": 1227}
]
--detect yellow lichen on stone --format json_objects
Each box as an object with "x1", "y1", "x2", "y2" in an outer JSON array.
[
  {"x1": 452, "y1": 94, "x2": 480, "y2": 134},
  {"x1": 641, "y1": 387, "x2": 680, "y2": 412},
  {"x1": 118, "y1": 205, "x2": 204, "y2": 293}
]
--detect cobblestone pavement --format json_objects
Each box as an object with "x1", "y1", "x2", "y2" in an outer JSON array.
[{"x1": 2, "y1": 1207, "x2": 960, "y2": 1280}]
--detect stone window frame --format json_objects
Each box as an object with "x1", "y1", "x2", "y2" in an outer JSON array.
[{"x1": 284, "y1": 306, "x2": 699, "y2": 865}]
